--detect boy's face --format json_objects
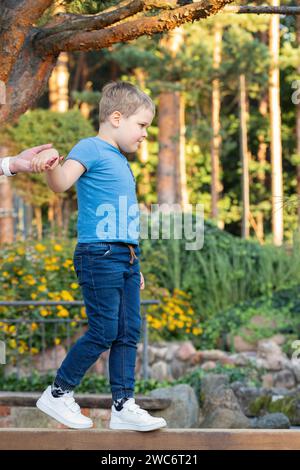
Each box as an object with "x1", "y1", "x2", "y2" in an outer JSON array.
[{"x1": 114, "y1": 106, "x2": 154, "y2": 153}]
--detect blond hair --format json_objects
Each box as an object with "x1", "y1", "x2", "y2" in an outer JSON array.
[{"x1": 99, "y1": 81, "x2": 155, "y2": 123}]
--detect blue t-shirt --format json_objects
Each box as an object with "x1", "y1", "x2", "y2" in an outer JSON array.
[{"x1": 66, "y1": 136, "x2": 140, "y2": 245}]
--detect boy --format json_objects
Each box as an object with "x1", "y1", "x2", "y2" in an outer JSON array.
[{"x1": 33, "y1": 81, "x2": 167, "y2": 432}]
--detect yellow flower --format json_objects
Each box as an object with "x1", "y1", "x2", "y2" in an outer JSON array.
[
  {"x1": 60, "y1": 290, "x2": 74, "y2": 301},
  {"x1": 30, "y1": 347, "x2": 39, "y2": 355},
  {"x1": 192, "y1": 327, "x2": 203, "y2": 336},
  {"x1": 38, "y1": 285, "x2": 47, "y2": 292},
  {"x1": 17, "y1": 247, "x2": 25, "y2": 256},
  {"x1": 31, "y1": 293, "x2": 37, "y2": 300},
  {"x1": 17, "y1": 270, "x2": 24, "y2": 275},
  {"x1": 70, "y1": 321, "x2": 77, "y2": 327},
  {"x1": 63, "y1": 260, "x2": 73, "y2": 268},
  {"x1": 8, "y1": 325, "x2": 16, "y2": 334},
  {"x1": 70, "y1": 283, "x2": 79, "y2": 290},
  {"x1": 30, "y1": 323, "x2": 38, "y2": 331},
  {"x1": 40, "y1": 277, "x2": 47, "y2": 283},
  {"x1": 35, "y1": 243, "x2": 46, "y2": 253},
  {"x1": 9, "y1": 339, "x2": 17, "y2": 349},
  {"x1": 39, "y1": 308, "x2": 49, "y2": 317},
  {"x1": 2, "y1": 272, "x2": 9, "y2": 278},
  {"x1": 57, "y1": 308, "x2": 69, "y2": 318},
  {"x1": 54, "y1": 338, "x2": 61, "y2": 345},
  {"x1": 53, "y1": 244, "x2": 62, "y2": 252},
  {"x1": 81, "y1": 307, "x2": 87, "y2": 318}
]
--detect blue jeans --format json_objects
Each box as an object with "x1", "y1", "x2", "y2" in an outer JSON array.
[{"x1": 55, "y1": 241, "x2": 141, "y2": 401}]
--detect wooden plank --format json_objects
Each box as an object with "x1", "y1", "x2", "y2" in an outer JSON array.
[
  {"x1": 0, "y1": 429, "x2": 300, "y2": 450},
  {"x1": 0, "y1": 392, "x2": 170, "y2": 410}
]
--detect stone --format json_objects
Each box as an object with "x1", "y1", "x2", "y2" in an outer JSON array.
[
  {"x1": 199, "y1": 374, "x2": 251, "y2": 429},
  {"x1": 261, "y1": 373, "x2": 274, "y2": 389},
  {"x1": 251, "y1": 412, "x2": 290, "y2": 429},
  {"x1": 150, "y1": 360, "x2": 169, "y2": 382},
  {"x1": 175, "y1": 341, "x2": 197, "y2": 362},
  {"x1": 149, "y1": 384, "x2": 199, "y2": 428},
  {"x1": 273, "y1": 369, "x2": 296, "y2": 390},
  {"x1": 165, "y1": 343, "x2": 181, "y2": 362},
  {"x1": 256, "y1": 340, "x2": 289, "y2": 371},
  {"x1": 201, "y1": 361, "x2": 217, "y2": 371},
  {"x1": 170, "y1": 358, "x2": 188, "y2": 380}
]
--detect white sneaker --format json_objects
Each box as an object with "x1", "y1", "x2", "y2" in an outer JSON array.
[
  {"x1": 109, "y1": 398, "x2": 167, "y2": 432},
  {"x1": 36, "y1": 385, "x2": 93, "y2": 429}
]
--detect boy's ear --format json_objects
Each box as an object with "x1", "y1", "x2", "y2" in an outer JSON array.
[{"x1": 110, "y1": 111, "x2": 122, "y2": 128}]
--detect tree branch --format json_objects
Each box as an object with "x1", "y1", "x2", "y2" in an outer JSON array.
[
  {"x1": 35, "y1": 0, "x2": 233, "y2": 55},
  {"x1": 224, "y1": 5, "x2": 300, "y2": 15},
  {"x1": 0, "y1": 0, "x2": 54, "y2": 83},
  {"x1": 37, "y1": 1, "x2": 194, "y2": 39}
]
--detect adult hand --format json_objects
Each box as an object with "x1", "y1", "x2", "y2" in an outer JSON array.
[{"x1": 9, "y1": 144, "x2": 54, "y2": 174}]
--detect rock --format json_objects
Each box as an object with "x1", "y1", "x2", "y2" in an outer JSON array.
[
  {"x1": 155, "y1": 347, "x2": 169, "y2": 360},
  {"x1": 287, "y1": 359, "x2": 300, "y2": 383},
  {"x1": 261, "y1": 373, "x2": 274, "y2": 389},
  {"x1": 251, "y1": 412, "x2": 290, "y2": 429},
  {"x1": 194, "y1": 350, "x2": 228, "y2": 363},
  {"x1": 256, "y1": 340, "x2": 289, "y2": 371},
  {"x1": 228, "y1": 331, "x2": 257, "y2": 353},
  {"x1": 201, "y1": 361, "x2": 217, "y2": 371},
  {"x1": 165, "y1": 343, "x2": 181, "y2": 362},
  {"x1": 175, "y1": 342, "x2": 197, "y2": 362},
  {"x1": 269, "y1": 334, "x2": 286, "y2": 346},
  {"x1": 273, "y1": 369, "x2": 296, "y2": 389},
  {"x1": 199, "y1": 374, "x2": 251, "y2": 429},
  {"x1": 150, "y1": 360, "x2": 169, "y2": 382},
  {"x1": 170, "y1": 358, "x2": 188, "y2": 379},
  {"x1": 229, "y1": 352, "x2": 257, "y2": 366},
  {"x1": 149, "y1": 384, "x2": 199, "y2": 428}
]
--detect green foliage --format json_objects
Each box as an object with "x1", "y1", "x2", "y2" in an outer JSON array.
[
  {"x1": 249, "y1": 395, "x2": 298, "y2": 420},
  {"x1": 9, "y1": 109, "x2": 95, "y2": 156},
  {"x1": 0, "y1": 363, "x2": 265, "y2": 396},
  {"x1": 141, "y1": 217, "x2": 300, "y2": 338},
  {"x1": 201, "y1": 284, "x2": 300, "y2": 353}
]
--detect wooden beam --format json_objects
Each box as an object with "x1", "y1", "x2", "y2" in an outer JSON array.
[{"x1": 1, "y1": 429, "x2": 300, "y2": 450}]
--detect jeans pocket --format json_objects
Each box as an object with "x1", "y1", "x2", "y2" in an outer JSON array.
[
  {"x1": 89, "y1": 243, "x2": 112, "y2": 260},
  {"x1": 73, "y1": 255, "x2": 83, "y2": 283}
]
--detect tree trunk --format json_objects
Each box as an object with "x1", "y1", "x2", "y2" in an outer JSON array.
[
  {"x1": 257, "y1": 93, "x2": 268, "y2": 242},
  {"x1": 157, "y1": 26, "x2": 188, "y2": 207},
  {"x1": 269, "y1": 0, "x2": 283, "y2": 246},
  {"x1": 49, "y1": 52, "x2": 69, "y2": 112},
  {"x1": 33, "y1": 206, "x2": 43, "y2": 240},
  {"x1": 239, "y1": 74, "x2": 250, "y2": 239},
  {"x1": 211, "y1": 23, "x2": 223, "y2": 225}
]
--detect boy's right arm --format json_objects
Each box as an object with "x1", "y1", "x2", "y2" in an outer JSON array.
[{"x1": 45, "y1": 160, "x2": 86, "y2": 192}]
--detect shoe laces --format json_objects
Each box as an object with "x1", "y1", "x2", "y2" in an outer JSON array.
[
  {"x1": 63, "y1": 392, "x2": 80, "y2": 414},
  {"x1": 123, "y1": 398, "x2": 149, "y2": 416}
]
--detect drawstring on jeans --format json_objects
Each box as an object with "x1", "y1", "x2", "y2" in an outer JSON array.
[{"x1": 126, "y1": 244, "x2": 138, "y2": 264}]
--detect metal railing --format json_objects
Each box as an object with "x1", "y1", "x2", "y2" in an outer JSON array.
[{"x1": 0, "y1": 299, "x2": 159, "y2": 381}]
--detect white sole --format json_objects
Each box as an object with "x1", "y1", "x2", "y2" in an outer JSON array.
[
  {"x1": 109, "y1": 420, "x2": 167, "y2": 432},
  {"x1": 36, "y1": 398, "x2": 93, "y2": 429}
]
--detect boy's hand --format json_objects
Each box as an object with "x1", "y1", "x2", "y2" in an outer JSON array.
[
  {"x1": 9, "y1": 144, "x2": 54, "y2": 174},
  {"x1": 140, "y1": 271, "x2": 145, "y2": 290},
  {"x1": 30, "y1": 148, "x2": 64, "y2": 173}
]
